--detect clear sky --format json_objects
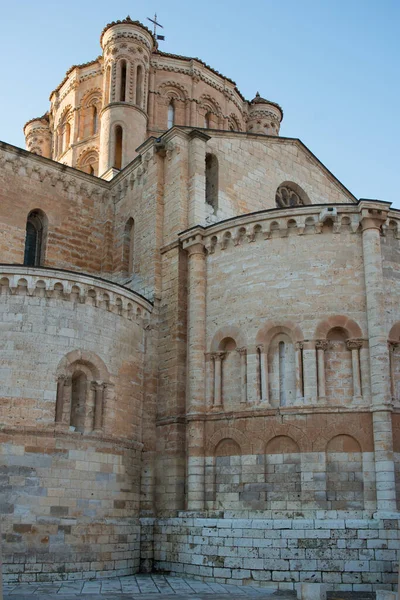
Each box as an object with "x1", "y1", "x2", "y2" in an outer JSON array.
[{"x1": 0, "y1": 1, "x2": 399, "y2": 206}]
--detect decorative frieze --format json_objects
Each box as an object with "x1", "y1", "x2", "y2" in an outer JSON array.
[{"x1": 0, "y1": 267, "x2": 152, "y2": 324}]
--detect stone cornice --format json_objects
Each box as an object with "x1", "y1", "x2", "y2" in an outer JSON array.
[
  {"x1": 0, "y1": 140, "x2": 109, "y2": 196},
  {"x1": 0, "y1": 266, "x2": 153, "y2": 323},
  {"x1": 0, "y1": 424, "x2": 143, "y2": 451},
  {"x1": 156, "y1": 405, "x2": 373, "y2": 426},
  {"x1": 178, "y1": 201, "x2": 400, "y2": 255}
]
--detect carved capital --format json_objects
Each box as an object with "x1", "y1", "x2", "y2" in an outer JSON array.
[
  {"x1": 346, "y1": 338, "x2": 363, "y2": 350},
  {"x1": 295, "y1": 341, "x2": 304, "y2": 351},
  {"x1": 315, "y1": 340, "x2": 329, "y2": 351},
  {"x1": 256, "y1": 344, "x2": 264, "y2": 353},
  {"x1": 211, "y1": 352, "x2": 226, "y2": 362},
  {"x1": 63, "y1": 376, "x2": 72, "y2": 387},
  {"x1": 389, "y1": 341, "x2": 400, "y2": 352},
  {"x1": 236, "y1": 347, "x2": 247, "y2": 356},
  {"x1": 360, "y1": 206, "x2": 388, "y2": 232}
]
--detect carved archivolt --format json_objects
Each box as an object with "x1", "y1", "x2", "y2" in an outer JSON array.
[
  {"x1": 77, "y1": 146, "x2": 99, "y2": 168},
  {"x1": 81, "y1": 88, "x2": 102, "y2": 108},
  {"x1": 57, "y1": 104, "x2": 73, "y2": 126},
  {"x1": 255, "y1": 320, "x2": 304, "y2": 347},
  {"x1": 158, "y1": 81, "x2": 188, "y2": 101},
  {"x1": 210, "y1": 325, "x2": 247, "y2": 352},
  {"x1": 314, "y1": 315, "x2": 364, "y2": 340},
  {"x1": 199, "y1": 94, "x2": 222, "y2": 116}
]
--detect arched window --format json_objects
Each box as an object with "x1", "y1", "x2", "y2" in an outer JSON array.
[
  {"x1": 23, "y1": 210, "x2": 47, "y2": 267},
  {"x1": 136, "y1": 65, "x2": 143, "y2": 106},
  {"x1": 268, "y1": 333, "x2": 296, "y2": 407},
  {"x1": 204, "y1": 112, "x2": 211, "y2": 128},
  {"x1": 71, "y1": 371, "x2": 87, "y2": 432},
  {"x1": 63, "y1": 122, "x2": 71, "y2": 153},
  {"x1": 119, "y1": 60, "x2": 127, "y2": 102},
  {"x1": 114, "y1": 125, "x2": 123, "y2": 170},
  {"x1": 92, "y1": 106, "x2": 98, "y2": 135},
  {"x1": 105, "y1": 65, "x2": 111, "y2": 104},
  {"x1": 167, "y1": 101, "x2": 175, "y2": 128},
  {"x1": 123, "y1": 218, "x2": 135, "y2": 275},
  {"x1": 205, "y1": 153, "x2": 218, "y2": 213},
  {"x1": 275, "y1": 182, "x2": 310, "y2": 208}
]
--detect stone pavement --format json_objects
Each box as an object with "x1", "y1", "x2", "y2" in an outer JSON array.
[{"x1": 3, "y1": 574, "x2": 294, "y2": 599}]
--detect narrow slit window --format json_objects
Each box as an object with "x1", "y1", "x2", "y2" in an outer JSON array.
[
  {"x1": 136, "y1": 65, "x2": 143, "y2": 106},
  {"x1": 205, "y1": 153, "x2": 219, "y2": 212},
  {"x1": 114, "y1": 126, "x2": 123, "y2": 170},
  {"x1": 168, "y1": 102, "x2": 175, "y2": 128},
  {"x1": 120, "y1": 60, "x2": 127, "y2": 102},
  {"x1": 92, "y1": 106, "x2": 98, "y2": 135}
]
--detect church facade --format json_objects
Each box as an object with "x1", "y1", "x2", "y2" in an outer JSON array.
[{"x1": 1, "y1": 17, "x2": 399, "y2": 591}]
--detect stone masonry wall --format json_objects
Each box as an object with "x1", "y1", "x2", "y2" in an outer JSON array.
[
  {"x1": 154, "y1": 512, "x2": 400, "y2": 592},
  {"x1": 1, "y1": 432, "x2": 141, "y2": 583},
  {"x1": 0, "y1": 268, "x2": 152, "y2": 581},
  {"x1": 205, "y1": 134, "x2": 355, "y2": 222}
]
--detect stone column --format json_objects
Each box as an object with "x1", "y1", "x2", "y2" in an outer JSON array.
[
  {"x1": 93, "y1": 382, "x2": 104, "y2": 432},
  {"x1": 360, "y1": 203, "x2": 396, "y2": 510},
  {"x1": 302, "y1": 341, "x2": 317, "y2": 404},
  {"x1": 295, "y1": 342, "x2": 304, "y2": 403},
  {"x1": 212, "y1": 352, "x2": 225, "y2": 407},
  {"x1": 246, "y1": 346, "x2": 259, "y2": 405},
  {"x1": 61, "y1": 376, "x2": 72, "y2": 425},
  {"x1": 389, "y1": 342, "x2": 399, "y2": 400},
  {"x1": 237, "y1": 347, "x2": 247, "y2": 404},
  {"x1": 55, "y1": 375, "x2": 65, "y2": 422},
  {"x1": 347, "y1": 339, "x2": 363, "y2": 401},
  {"x1": 185, "y1": 236, "x2": 207, "y2": 510},
  {"x1": 315, "y1": 340, "x2": 328, "y2": 402},
  {"x1": 257, "y1": 345, "x2": 269, "y2": 404}
]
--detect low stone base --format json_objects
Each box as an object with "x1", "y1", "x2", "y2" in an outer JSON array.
[{"x1": 153, "y1": 510, "x2": 400, "y2": 592}]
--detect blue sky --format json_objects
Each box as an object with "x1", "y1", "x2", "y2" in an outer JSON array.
[{"x1": 0, "y1": 1, "x2": 399, "y2": 206}]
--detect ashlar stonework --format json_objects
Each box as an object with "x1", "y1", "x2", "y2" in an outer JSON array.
[{"x1": 0, "y1": 15, "x2": 399, "y2": 594}]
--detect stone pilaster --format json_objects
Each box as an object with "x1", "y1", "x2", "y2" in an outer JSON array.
[
  {"x1": 187, "y1": 130, "x2": 210, "y2": 227},
  {"x1": 184, "y1": 234, "x2": 206, "y2": 510},
  {"x1": 360, "y1": 203, "x2": 396, "y2": 511}
]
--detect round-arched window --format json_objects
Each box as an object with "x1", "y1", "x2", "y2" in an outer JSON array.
[{"x1": 276, "y1": 185, "x2": 305, "y2": 208}]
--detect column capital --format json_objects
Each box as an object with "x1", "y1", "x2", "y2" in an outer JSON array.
[
  {"x1": 63, "y1": 376, "x2": 72, "y2": 387},
  {"x1": 211, "y1": 351, "x2": 226, "y2": 362},
  {"x1": 181, "y1": 230, "x2": 206, "y2": 255},
  {"x1": 256, "y1": 344, "x2": 264, "y2": 352},
  {"x1": 389, "y1": 341, "x2": 400, "y2": 351},
  {"x1": 236, "y1": 347, "x2": 247, "y2": 356},
  {"x1": 359, "y1": 204, "x2": 389, "y2": 232},
  {"x1": 315, "y1": 340, "x2": 329, "y2": 351},
  {"x1": 346, "y1": 338, "x2": 363, "y2": 350},
  {"x1": 295, "y1": 341, "x2": 304, "y2": 351}
]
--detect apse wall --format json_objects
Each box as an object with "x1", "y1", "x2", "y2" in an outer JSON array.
[{"x1": 0, "y1": 267, "x2": 152, "y2": 582}]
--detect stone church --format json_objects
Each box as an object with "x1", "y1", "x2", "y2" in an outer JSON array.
[{"x1": 0, "y1": 16, "x2": 399, "y2": 591}]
